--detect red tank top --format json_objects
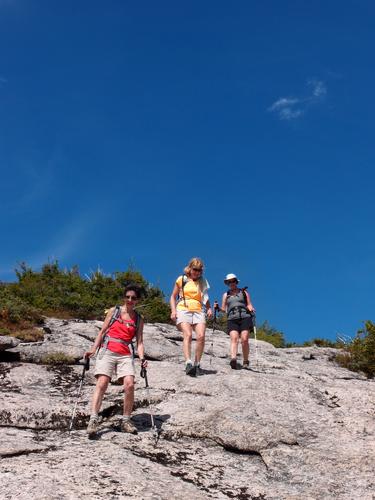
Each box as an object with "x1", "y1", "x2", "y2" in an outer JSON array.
[{"x1": 105, "y1": 316, "x2": 137, "y2": 355}]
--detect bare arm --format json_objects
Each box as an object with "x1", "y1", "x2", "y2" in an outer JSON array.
[
  {"x1": 244, "y1": 291, "x2": 255, "y2": 313},
  {"x1": 221, "y1": 292, "x2": 228, "y2": 313},
  {"x1": 169, "y1": 282, "x2": 180, "y2": 321},
  {"x1": 84, "y1": 308, "x2": 114, "y2": 358},
  {"x1": 205, "y1": 299, "x2": 212, "y2": 318},
  {"x1": 136, "y1": 319, "x2": 146, "y2": 364}
]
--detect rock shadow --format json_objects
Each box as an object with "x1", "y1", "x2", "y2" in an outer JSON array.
[
  {"x1": 0, "y1": 351, "x2": 21, "y2": 362},
  {"x1": 197, "y1": 368, "x2": 217, "y2": 375},
  {"x1": 92, "y1": 413, "x2": 171, "y2": 440},
  {"x1": 132, "y1": 412, "x2": 170, "y2": 434}
]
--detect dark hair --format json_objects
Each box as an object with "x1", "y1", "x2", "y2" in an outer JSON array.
[{"x1": 124, "y1": 284, "x2": 142, "y2": 299}]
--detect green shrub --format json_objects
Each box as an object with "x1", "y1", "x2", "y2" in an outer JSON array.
[
  {"x1": 41, "y1": 352, "x2": 76, "y2": 365},
  {"x1": 303, "y1": 338, "x2": 338, "y2": 348},
  {"x1": 207, "y1": 316, "x2": 285, "y2": 348},
  {"x1": 0, "y1": 295, "x2": 43, "y2": 325},
  {"x1": 256, "y1": 321, "x2": 285, "y2": 348},
  {"x1": 140, "y1": 298, "x2": 171, "y2": 323},
  {"x1": 1, "y1": 261, "x2": 173, "y2": 328},
  {"x1": 13, "y1": 328, "x2": 45, "y2": 342},
  {"x1": 334, "y1": 321, "x2": 375, "y2": 378}
]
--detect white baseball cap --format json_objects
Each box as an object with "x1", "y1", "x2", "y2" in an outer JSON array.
[{"x1": 224, "y1": 273, "x2": 239, "y2": 284}]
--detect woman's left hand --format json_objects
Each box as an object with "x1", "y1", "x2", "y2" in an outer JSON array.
[
  {"x1": 206, "y1": 307, "x2": 213, "y2": 318},
  {"x1": 141, "y1": 358, "x2": 148, "y2": 369},
  {"x1": 247, "y1": 306, "x2": 255, "y2": 313}
]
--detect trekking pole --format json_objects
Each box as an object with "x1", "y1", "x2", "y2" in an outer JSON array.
[
  {"x1": 140, "y1": 365, "x2": 159, "y2": 444},
  {"x1": 210, "y1": 302, "x2": 219, "y2": 366},
  {"x1": 251, "y1": 312, "x2": 258, "y2": 369},
  {"x1": 69, "y1": 357, "x2": 90, "y2": 432}
]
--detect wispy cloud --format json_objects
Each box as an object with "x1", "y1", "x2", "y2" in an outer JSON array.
[
  {"x1": 1, "y1": 149, "x2": 61, "y2": 214},
  {"x1": 0, "y1": 207, "x2": 105, "y2": 281},
  {"x1": 268, "y1": 79, "x2": 327, "y2": 121}
]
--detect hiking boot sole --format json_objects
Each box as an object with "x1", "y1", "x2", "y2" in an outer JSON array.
[
  {"x1": 87, "y1": 428, "x2": 98, "y2": 439},
  {"x1": 230, "y1": 359, "x2": 237, "y2": 370},
  {"x1": 187, "y1": 365, "x2": 197, "y2": 377},
  {"x1": 185, "y1": 363, "x2": 196, "y2": 376}
]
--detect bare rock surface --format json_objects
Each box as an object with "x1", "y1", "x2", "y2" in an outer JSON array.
[
  {"x1": 0, "y1": 318, "x2": 374, "y2": 499},
  {"x1": 0, "y1": 335, "x2": 20, "y2": 351}
]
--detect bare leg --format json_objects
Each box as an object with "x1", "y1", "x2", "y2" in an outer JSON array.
[
  {"x1": 230, "y1": 331, "x2": 240, "y2": 359},
  {"x1": 194, "y1": 322, "x2": 206, "y2": 364},
  {"x1": 122, "y1": 375, "x2": 135, "y2": 416},
  {"x1": 179, "y1": 322, "x2": 193, "y2": 361},
  {"x1": 241, "y1": 330, "x2": 250, "y2": 363},
  {"x1": 91, "y1": 375, "x2": 110, "y2": 414}
]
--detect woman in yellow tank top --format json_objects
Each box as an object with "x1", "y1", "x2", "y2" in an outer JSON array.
[{"x1": 170, "y1": 257, "x2": 212, "y2": 376}]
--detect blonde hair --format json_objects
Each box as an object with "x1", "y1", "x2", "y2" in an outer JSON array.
[{"x1": 184, "y1": 257, "x2": 204, "y2": 278}]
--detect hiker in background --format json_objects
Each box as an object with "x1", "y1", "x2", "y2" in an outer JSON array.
[
  {"x1": 170, "y1": 257, "x2": 212, "y2": 376},
  {"x1": 220, "y1": 273, "x2": 255, "y2": 369},
  {"x1": 84, "y1": 284, "x2": 146, "y2": 437}
]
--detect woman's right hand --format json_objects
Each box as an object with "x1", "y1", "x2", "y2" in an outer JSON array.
[
  {"x1": 170, "y1": 311, "x2": 177, "y2": 322},
  {"x1": 84, "y1": 348, "x2": 96, "y2": 359}
]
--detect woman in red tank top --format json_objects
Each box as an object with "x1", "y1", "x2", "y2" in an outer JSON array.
[{"x1": 84, "y1": 284, "x2": 147, "y2": 437}]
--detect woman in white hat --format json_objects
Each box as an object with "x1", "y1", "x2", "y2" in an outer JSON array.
[{"x1": 220, "y1": 273, "x2": 255, "y2": 369}]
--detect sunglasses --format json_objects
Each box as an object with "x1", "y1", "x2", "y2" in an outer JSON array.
[
  {"x1": 125, "y1": 295, "x2": 138, "y2": 301},
  {"x1": 227, "y1": 280, "x2": 237, "y2": 284},
  {"x1": 192, "y1": 268, "x2": 203, "y2": 272}
]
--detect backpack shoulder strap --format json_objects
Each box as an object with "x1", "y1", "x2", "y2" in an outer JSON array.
[
  {"x1": 108, "y1": 305, "x2": 121, "y2": 328},
  {"x1": 180, "y1": 274, "x2": 188, "y2": 307},
  {"x1": 241, "y1": 287, "x2": 249, "y2": 305},
  {"x1": 134, "y1": 311, "x2": 142, "y2": 333}
]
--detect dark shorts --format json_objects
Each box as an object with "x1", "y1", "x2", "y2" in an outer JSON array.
[{"x1": 227, "y1": 316, "x2": 253, "y2": 334}]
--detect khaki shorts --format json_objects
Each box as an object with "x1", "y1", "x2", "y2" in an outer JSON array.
[
  {"x1": 94, "y1": 349, "x2": 135, "y2": 381},
  {"x1": 176, "y1": 310, "x2": 206, "y2": 325}
]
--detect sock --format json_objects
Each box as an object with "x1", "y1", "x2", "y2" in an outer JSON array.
[
  {"x1": 121, "y1": 415, "x2": 130, "y2": 421},
  {"x1": 90, "y1": 413, "x2": 99, "y2": 420},
  {"x1": 185, "y1": 359, "x2": 192, "y2": 366},
  {"x1": 194, "y1": 361, "x2": 200, "y2": 367}
]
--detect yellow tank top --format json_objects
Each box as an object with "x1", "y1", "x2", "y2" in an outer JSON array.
[{"x1": 176, "y1": 276, "x2": 203, "y2": 312}]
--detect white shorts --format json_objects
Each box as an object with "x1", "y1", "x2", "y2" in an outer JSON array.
[
  {"x1": 94, "y1": 349, "x2": 135, "y2": 381},
  {"x1": 176, "y1": 310, "x2": 206, "y2": 325}
]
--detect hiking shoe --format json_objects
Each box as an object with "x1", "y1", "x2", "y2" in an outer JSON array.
[
  {"x1": 185, "y1": 362, "x2": 196, "y2": 376},
  {"x1": 195, "y1": 365, "x2": 203, "y2": 376},
  {"x1": 230, "y1": 358, "x2": 237, "y2": 370},
  {"x1": 243, "y1": 361, "x2": 250, "y2": 370},
  {"x1": 121, "y1": 419, "x2": 138, "y2": 434},
  {"x1": 87, "y1": 416, "x2": 99, "y2": 438}
]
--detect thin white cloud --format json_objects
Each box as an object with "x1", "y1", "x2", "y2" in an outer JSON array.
[
  {"x1": 0, "y1": 207, "x2": 105, "y2": 281},
  {"x1": 308, "y1": 79, "x2": 327, "y2": 98},
  {"x1": 279, "y1": 107, "x2": 304, "y2": 120},
  {"x1": 268, "y1": 79, "x2": 327, "y2": 121},
  {"x1": 268, "y1": 97, "x2": 300, "y2": 111},
  {"x1": 1, "y1": 149, "x2": 61, "y2": 214}
]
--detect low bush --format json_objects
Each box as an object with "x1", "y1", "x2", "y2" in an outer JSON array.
[
  {"x1": 334, "y1": 321, "x2": 375, "y2": 378},
  {"x1": 12, "y1": 328, "x2": 45, "y2": 342},
  {"x1": 256, "y1": 321, "x2": 285, "y2": 348},
  {"x1": 303, "y1": 338, "x2": 338, "y2": 348},
  {"x1": 41, "y1": 352, "x2": 76, "y2": 365}
]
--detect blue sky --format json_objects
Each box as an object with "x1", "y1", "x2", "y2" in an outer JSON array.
[{"x1": 1, "y1": 1, "x2": 374, "y2": 343}]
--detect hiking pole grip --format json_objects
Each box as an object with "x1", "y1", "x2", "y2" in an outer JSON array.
[
  {"x1": 84, "y1": 357, "x2": 90, "y2": 371},
  {"x1": 140, "y1": 366, "x2": 149, "y2": 388},
  {"x1": 251, "y1": 311, "x2": 256, "y2": 326}
]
